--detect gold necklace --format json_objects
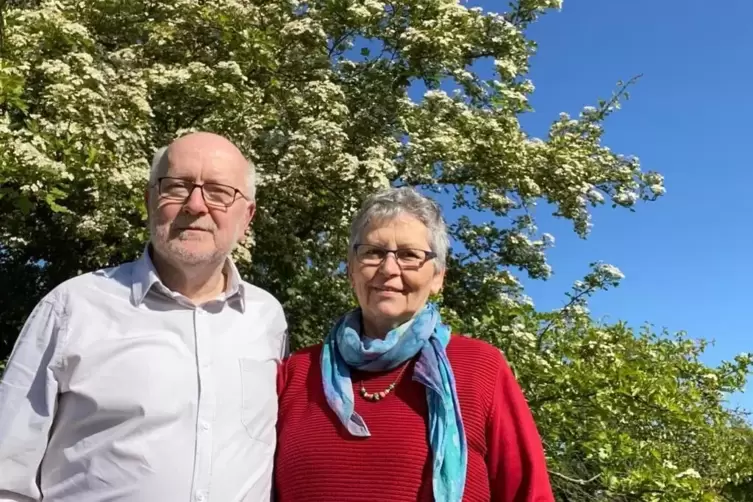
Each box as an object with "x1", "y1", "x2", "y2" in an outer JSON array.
[{"x1": 358, "y1": 361, "x2": 411, "y2": 402}]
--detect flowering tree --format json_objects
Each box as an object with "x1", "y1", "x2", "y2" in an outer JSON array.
[
  {"x1": 0, "y1": 0, "x2": 750, "y2": 499},
  {"x1": 455, "y1": 264, "x2": 753, "y2": 500}
]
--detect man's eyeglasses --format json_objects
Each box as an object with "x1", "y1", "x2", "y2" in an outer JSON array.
[
  {"x1": 353, "y1": 244, "x2": 437, "y2": 271},
  {"x1": 155, "y1": 177, "x2": 248, "y2": 208}
]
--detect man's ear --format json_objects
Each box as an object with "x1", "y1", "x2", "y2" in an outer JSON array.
[
  {"x1": 237, "y1": 203, "x2": 256, "y2": 244},
  {"x1": 245, "y1": 202, "x2": 256, "y2": 227}
]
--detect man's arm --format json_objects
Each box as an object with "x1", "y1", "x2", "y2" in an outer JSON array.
[
  {"x1": 271, "y1": 302, "x2": 289, "y2": 360},
  {"x1": 0, "y1": 293, "x2": 64, "y2": 501},
  {"x1": 279, "y1": 329, "x2": 290, "y2": 360}
]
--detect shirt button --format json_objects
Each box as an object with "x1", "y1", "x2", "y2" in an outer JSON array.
[
  {"x1": 195, "y1": 491, "x2": 206, "y2": 502},
  {"x1": 199, "y1": 420, "x2": 210, "y2": 431}
]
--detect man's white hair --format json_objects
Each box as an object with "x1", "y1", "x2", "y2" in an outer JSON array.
[{"x1": 149, "y1": 145, "x2": 256, "y2": 201}]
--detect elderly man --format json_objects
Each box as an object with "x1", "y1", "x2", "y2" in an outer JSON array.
[{"x1": 0, "y1": 132, "x2": 288, "y2": 502}]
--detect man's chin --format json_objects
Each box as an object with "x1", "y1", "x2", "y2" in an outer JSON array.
[{"x1": 160, "y1": 243, "x2": 225, "y2": 267}]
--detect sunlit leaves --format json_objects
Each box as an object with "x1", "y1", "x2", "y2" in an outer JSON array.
[{"x1": 445, "y1": 266, "x2": 753, "y2": 501}]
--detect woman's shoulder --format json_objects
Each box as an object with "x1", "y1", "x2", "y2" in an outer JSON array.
[
  {"x1": 278, "y1": 343, "x2": 323, "y2": 395},
  {"x1": 445, "y1": 335, "x2": 513, "y2": 426},
  {"x1": 447, "y1": 334, "x2": 506, "y2": 367},
  {"x1": 446, "y1": 334, "x2": 516, "y2": 389},
  {"x1": 284, "y1": 343, "x2": 323, "y2": 368}
]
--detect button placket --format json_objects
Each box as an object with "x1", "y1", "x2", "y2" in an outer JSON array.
[{"x1": 190, "y1": 307, "x2": 215, "y2": 502}]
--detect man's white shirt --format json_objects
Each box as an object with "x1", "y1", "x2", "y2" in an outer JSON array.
[{"x1": 0, "y1": 250, "x2": 287, "y2": 502}]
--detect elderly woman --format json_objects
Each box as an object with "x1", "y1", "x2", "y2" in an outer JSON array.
[{"x1": 275, "y1": 187, "x2": 554, "y2": 502}]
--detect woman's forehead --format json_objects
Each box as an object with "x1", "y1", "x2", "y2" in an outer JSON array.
[{"x1": 362, "y1": 215, "x2": 430, "y2": 245}]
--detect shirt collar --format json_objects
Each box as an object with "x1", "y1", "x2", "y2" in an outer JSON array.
[{"x1": 131, "y1": 245, "x2": 246, "y2": 311}]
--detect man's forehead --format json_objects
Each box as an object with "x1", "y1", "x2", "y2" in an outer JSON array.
[
  {"x1": 170, "y1": 131, "x2": 242, "y2": 154},
  {"x1": 168, "y1": 145, "x2": 242, "y2": 164},
  {"x1": 165, "y1": 146, "x2": 245, "y2": 177}
]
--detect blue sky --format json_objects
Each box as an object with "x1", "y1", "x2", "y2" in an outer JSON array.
[{"x1": 458, "y1": 0, "x2": 753, "y2": 412}]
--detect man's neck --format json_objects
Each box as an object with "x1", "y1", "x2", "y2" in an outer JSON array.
[{"x1": 150, "y1": 249, "x2": 228, "y2": 305}]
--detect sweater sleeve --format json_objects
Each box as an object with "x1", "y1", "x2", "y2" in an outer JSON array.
[{"x1": 486, "y1": 355, "x2": 555, "y2": 502}]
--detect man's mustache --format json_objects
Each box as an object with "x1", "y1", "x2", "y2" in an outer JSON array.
[{"x1": 169, "y1": 218, "x2": 216, "y2": 234}]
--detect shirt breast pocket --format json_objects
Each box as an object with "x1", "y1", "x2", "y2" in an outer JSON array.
[{"x1": 239, "y1": 357, "x2": 278, "y2": 444}]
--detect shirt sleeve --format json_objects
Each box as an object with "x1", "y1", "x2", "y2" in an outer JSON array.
[
  {"x1": 272, "y1": 303, "x2": 289, "y2": 360},
  {"x1": 0, "y1": 293, "x2": 65, "y2": 501},
  {"x1": 486, "y1": 354, "x2": 555, "y2": 502},
  {"x1": 279, "y1": 329, "x2": 290, "y2": 360}
]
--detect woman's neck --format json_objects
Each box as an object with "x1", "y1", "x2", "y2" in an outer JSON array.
[
  {"x1": 362, "y1": 312, "x2": 413, "y2": 340},
  {"x1": 361, "y1": 315, "x2": 391, "y2": 340}
]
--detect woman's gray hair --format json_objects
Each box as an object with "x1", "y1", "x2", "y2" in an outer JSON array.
[
  {"x1": 348, "y1": 187, "x2": 449, "y2": 272},
  {"x1": 149, "y1": 146, "x2": 256, "y2": 201}
]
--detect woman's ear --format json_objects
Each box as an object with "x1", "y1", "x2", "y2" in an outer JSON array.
[
  {"x1": 346, "y1": 262, "x2": 354, "y2": 288},
  {"x1": 430, "y1": 267, "x2": 446, "y2": 296}
]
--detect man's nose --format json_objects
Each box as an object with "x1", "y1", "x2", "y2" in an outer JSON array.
[{"x1": 183, "y1": 186, "x2": 209, "y2": 215}]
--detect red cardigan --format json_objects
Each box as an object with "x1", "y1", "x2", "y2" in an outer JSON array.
[{"x1": 275, "y1": 335, "x2": 554, "y2": 502}]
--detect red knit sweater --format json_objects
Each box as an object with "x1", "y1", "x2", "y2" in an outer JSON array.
[{"x1": 275, "y1": 335, "x2": 554, "y2": 502}]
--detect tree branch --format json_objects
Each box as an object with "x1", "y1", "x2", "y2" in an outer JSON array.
[
  {"x1": 535, "y1": 285, "x2": 595, "y2": 351},
  {"x1": 548, "y1": 470, "x2": 602, "y2": 486},
  {"x1": 594, "y1": 74, "x2": 643, "y2": 121},
  {"x1": 0, "y1": 0, "x2": 7, "y2": 57},
  {"x1": 528, "y1": 390, "x2": 598, "y2": 408},
  {"x1": 328, "y1": 31, "x2": 355, "y2": 59}
]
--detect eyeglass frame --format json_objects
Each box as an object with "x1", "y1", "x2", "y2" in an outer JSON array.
[
  {"x1": 352, "y1": 243, "x2": 437, "y2": 270},
  {"x1": 153, "y1": 176, "x2": 250, "y2": 209}
]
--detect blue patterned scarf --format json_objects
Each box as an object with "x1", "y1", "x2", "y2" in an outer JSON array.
[{"x1": 321, "y1": 303, "x2": 468, "y2": 502}]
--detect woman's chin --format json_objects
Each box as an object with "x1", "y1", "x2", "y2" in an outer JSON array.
[
  {"x1": 364, "y1": 300, "x2": 416, "y2": 326},
  {"x1": 369, "y1": 297, "x2": 403, "y2": 312}
]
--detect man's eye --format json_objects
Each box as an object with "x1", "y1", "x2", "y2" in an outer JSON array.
[
  {"x1": 205, "y1": 185, "x2": 232, "y2": 196},
  {"x1": 164, "y1": 182, "x2": 189, "y2": 192}
]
